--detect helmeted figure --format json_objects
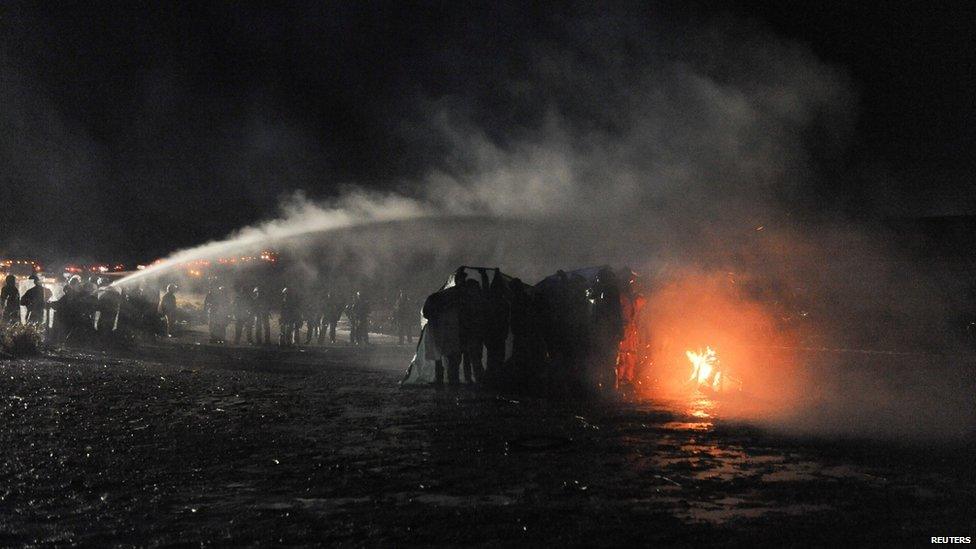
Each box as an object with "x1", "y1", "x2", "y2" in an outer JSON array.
[{"x1": 1, "y1": 274, "x2": 21, "y2": 324}]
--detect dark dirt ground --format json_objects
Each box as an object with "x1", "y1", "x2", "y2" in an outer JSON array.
[{"x1": 0, "y1": 338, "x2": 973, "y2": 547}]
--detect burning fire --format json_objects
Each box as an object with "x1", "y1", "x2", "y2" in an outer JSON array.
[
  {"x1": 685, "y1": 346, "x2": 744, "y2": 394},
  {"x1": 639, "y1": 271, "x2": 806, "y2": 421},
  {"x1": 687, "y1": 346, "x2": 723, "y2": 391}
]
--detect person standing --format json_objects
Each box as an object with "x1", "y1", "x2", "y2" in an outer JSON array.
[
  {"x1": 204, "y1": 286, "x2": 219, "y2": 343},
  {"x1": 158, "y1": 284, "x2": 179, "y2": 338},
  {"x1": 325, "y1": 290, "x2": 344, "y2": 344},
  {"x1": 233, "y1": 285, "x2": 255, "y2": 345},
  {"x1": 279, "y1": 287, "x2": 302, "y2": 346},
  {"x1": 394, "y1": 290, "x2": 415, "y2": 345},
  {"x1": 484, "y1": 271, "x2": 511, "y2": 382},
  {"x1": 351, "y1": 291, "x2": 371, "y2": 346},
  {"x1": 304, "y1": 289, "x2": 322, "y2": 344},
  {"x1": 459, "y1": 279, "x2": 487, "y2": 383},
  {"x1": 252, "y1": 286, "x2": 272, "y2": 345},
  {"x1": 20, "y1": 275, "x2": 47, "y2": 325},
  {"x1": 422, "y1": 283, "x2": 463, "y2": 385},
  {"x1": 1, "y1": 274, "x2": 21, "y2": 324},
  {"x1": 205, "y1": 285, "x2": 231, "y2": 344},
  {"x1": 96, "y1": 284, "x2": 122, "y2": 336},
  {"x1": 587, "y1": 268, "x2": 624, "y2": 395}
]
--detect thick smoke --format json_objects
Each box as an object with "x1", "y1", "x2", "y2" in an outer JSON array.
[
  {"x1": 120, "y1": 9, "x2": 972, "y2": 440},
  {"x1": 131, "y1": 12, "x2": 852, "y2": 280}
]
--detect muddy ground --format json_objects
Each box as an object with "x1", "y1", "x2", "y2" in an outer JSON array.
[{"x1": 0, "y1": 338, "x2": 973, "y2": 546}]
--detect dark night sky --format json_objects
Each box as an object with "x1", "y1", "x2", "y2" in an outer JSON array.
[{"x1": 0, "y1": 1, "x2": 973, "y2": 263}]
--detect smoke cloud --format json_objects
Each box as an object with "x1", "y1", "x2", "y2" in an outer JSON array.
[
  {"x1": 116, "y1": 8, "x2": 972, "y2": 441},
  {"x1": 132, "y1": 11, "x2": 852, "y2": 275}
]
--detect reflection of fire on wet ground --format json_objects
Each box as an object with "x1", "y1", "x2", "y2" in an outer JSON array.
[{"x1": 0, "y1": 345, "x2": 971, "y2": 545}]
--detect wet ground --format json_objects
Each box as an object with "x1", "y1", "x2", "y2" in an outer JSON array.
[{"x1": 1, "y1": 338, "x2": 973, "y2": 546}]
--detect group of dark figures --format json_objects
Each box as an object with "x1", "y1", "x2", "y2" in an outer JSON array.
[
  {"x1": 420, "y1": 266, "x2": 644, "y2": 398},
  {"x1": 1, "y1": 273, "x2": 420, "y2": 348},
  {"x1": 535, "y1": 267, "x2": 645, "y2": 397},
  {"x1": 0, "y1": 273, "x2": 175, "y2": 344},
  {"x1": 202, "y1": 285, "x2": 417, "y2": 347}
]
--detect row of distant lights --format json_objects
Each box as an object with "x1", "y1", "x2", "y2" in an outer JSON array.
[
  {"x1": 136, "y1": 250, "x2": 280, "y2": 276},
  {"x1": 1, "y1": 259, "x2": 43, "y2": 272},
  {"x1": 4, "y1": 251, "x2": 278, "y2": 276},
  {"x1": 63, "y1": 264, "x2": 126, "y2": 274}
]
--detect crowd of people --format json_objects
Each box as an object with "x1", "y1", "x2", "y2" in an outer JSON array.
[
  {"x1": 0, "y1": 273, "x2": 167, "y2": 343},
  {"x1": 418, "y1": 266, "x2": 645, "y2": 398},
  {"x1": 3, "y1": 263, "x2": 646, "y2": 397},
  {"x1": 0, "y1": 272, "x2": 420, "y2": 348},
  {"x1": 201, "y1": 285, "x2": 392, "y2": 346}
]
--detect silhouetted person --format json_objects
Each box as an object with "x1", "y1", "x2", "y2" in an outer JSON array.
[
  {"x1": 78, "y1": 280, "x2": 99, "y2": 336},
  {"x1": 129, "y1": 285, "x2": 150, "y2": 336},
  {"x1": 422, "y1": 282, "x2": 463, "y2": 385},
  {"x1": 316, "y1": 288, "x2": 331, "y2": 344},
  {"x1": 204, "y1": 286, "x2": 231, "y2": 343},
  {"x1": 51, "y1": 277, "x2": 80, "y2": 342},
  {"x1": 20, "y1": 275, "x2": 48, "y2": 325},
  {"x1": 158, "y1": 284, "x2": 179, "y2": 337},
  {"x1": 507, "y1": 278, "x2": 547, "y2": 391},
  {"x1": 325, "y1": 291, "x2": 344, "y2": 344},
  {"x1": 96, "y1": 285, "x2": 122, "y2": 336},
  {"x1": 115, "y1": 287, "x2": 136, "y2": 337},
  {"x1": 280, "y1": 287, "x2": 302, "y2": 346},
  {"x1": 350, "y1": 291, "x2": 371, "y2": 346},
  {"x1": 615, "y1": 269, "x2": 645, "y2": 390},
  {"x1": 394, "y1": 290, "x2": 415, "y2": 345},
  {"x1": 252, "y1": 286, "x2": 272, "y2": 345},
  {"x1": 145, "y1": 284, "x2": 161, "y2": 333},
  {"x1": 563, "y1": 273, "x2": 591, "y2": 396},
  {"x1": 484, "y1": 270, "x2": 510, "y2": 381},
  {"x1": 233, "y1": 285, "x2": 255, "y2": 344},
  {"x1": 1, "y1": 274, "x2": 21, "y2": 324},
  {"x1": 304, "y1": 290, "x2": 322, "y2": 344},
  {"x1": 587, "y1": 268, "x2": 624, "y2": 395},
  {"x1": 459, "y1": 278, "x2": 487, "y2": 383}
]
